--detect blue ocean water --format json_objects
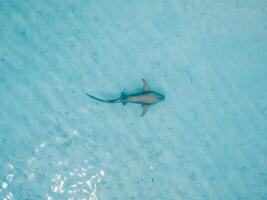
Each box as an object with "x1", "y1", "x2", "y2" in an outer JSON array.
[{"x1": 0, "y1": 0, "x2": 267, "y2": 199}]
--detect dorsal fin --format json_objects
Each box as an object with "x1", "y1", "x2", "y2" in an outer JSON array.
[
  {"x1": 141, "y1": 104, "x2": 150, "y2": 116},
  {"x1": 142, "y1": 79, "x2": 150, "y2": 91}
]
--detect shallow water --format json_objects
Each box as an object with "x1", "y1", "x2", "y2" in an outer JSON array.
[{"x1": 0, "y1": 0, "x2": 267, "y2": 199}]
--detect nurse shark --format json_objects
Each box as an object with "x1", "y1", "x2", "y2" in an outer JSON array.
[{"x1": 86, "y1": 79, "x2": 165, "y2": 116}]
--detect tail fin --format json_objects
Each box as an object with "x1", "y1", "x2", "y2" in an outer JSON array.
[
  {"x1": 121, "y1": 92, "x2": 128, "y2": 105},
  {"x1": 86, "y1": 93, "x2": 120, "y2": 103}
]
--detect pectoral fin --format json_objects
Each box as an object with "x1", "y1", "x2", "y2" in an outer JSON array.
[
  {"x1": 142, "y1": 79, "x2": 150, "y2": 92},
  {"x1": 141, "y1": 104, "x2": 150, "y2": 116}
]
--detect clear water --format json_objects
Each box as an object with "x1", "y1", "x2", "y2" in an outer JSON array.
[{"x1": 0, "y1": 1, "x2": 267, "y2": 199}]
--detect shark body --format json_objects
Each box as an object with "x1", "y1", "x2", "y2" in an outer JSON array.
[{"x1": 86, "y1": 79, "x2": 165, "y2": 116}]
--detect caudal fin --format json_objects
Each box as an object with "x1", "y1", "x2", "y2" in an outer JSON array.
[
  {"x1": 86, "y1": 93, "x2": 107, "y2": 102},
  {"x1": 86, "y1": 93, "x2": 121, "y2": 103}
]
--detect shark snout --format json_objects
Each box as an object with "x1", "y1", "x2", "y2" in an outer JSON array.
[{"x1": 159, "y1": 94, "x2": 165, "y2": 101}]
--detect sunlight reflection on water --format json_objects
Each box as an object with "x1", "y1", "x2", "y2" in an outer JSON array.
[
  {"x1": 0, "y1": 163, "x2": 15, "y2": 200},
  {"x1": 50, "y1": 162, "x2": 104, "y2": 200}
]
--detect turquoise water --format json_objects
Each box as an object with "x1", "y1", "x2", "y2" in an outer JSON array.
[{"x1": 0, "y1": 0, "x2": 267, "y2": 199}]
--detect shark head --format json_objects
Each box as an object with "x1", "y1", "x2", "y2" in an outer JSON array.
[
  {"x1": 158, "y1": 93, "x2": 165, "y2": 101},
  {"x1": 153, "y1": 92, "x2": 165, "y2": 103}
]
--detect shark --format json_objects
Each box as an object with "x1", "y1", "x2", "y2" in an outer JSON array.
[{"x1": 86, "y1": 79, "x2": 165, "y2": 116}]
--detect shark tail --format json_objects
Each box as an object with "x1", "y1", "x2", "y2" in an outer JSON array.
[{"x1": 86, "y1": 93, "x2": 121, "y2": 103}]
